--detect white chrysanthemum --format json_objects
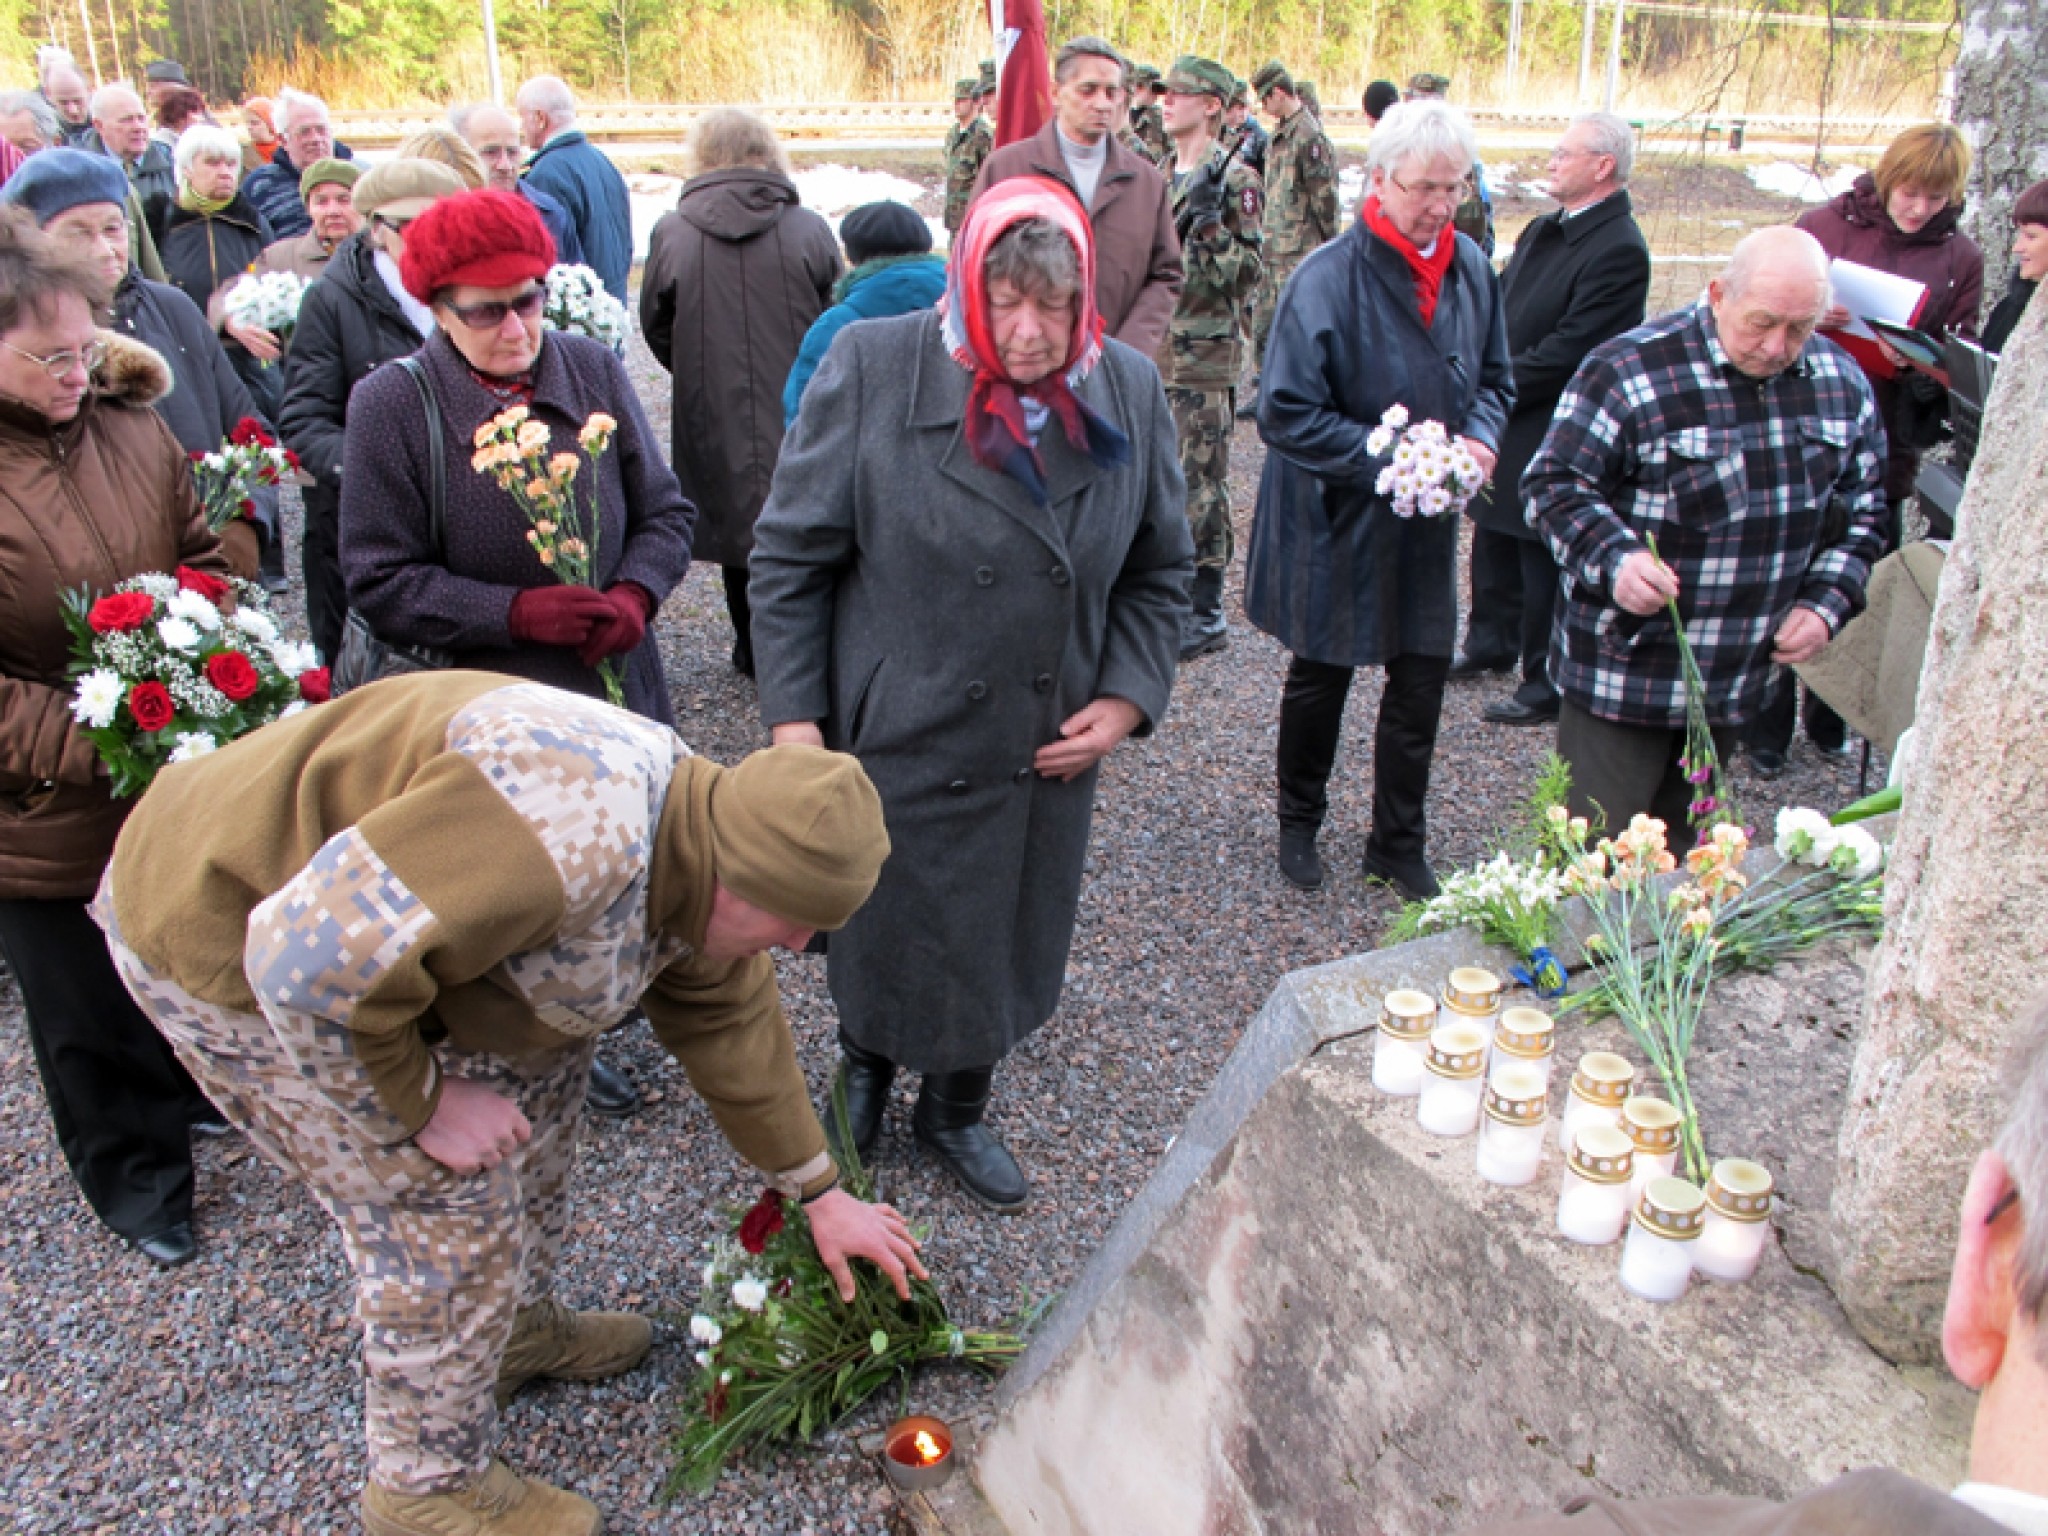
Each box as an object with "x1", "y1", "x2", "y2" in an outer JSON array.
[
  {"x1": 72, "y1": 670, "x2": 124, "y2": 728},
  {"x1": 1367, "y1": 426, "x2": 1393, "y2": 456},
  {"x1": 1773, "y1": 807, "x2": 1837, "y2": 867},
  {"x1": 730, "y1": 1276, "x2": 768, "y2": 1313},
  {"x1": 166, "y1": 731, "x2": 219, "y2": 763},
  {"x1": 1383, "y1": 403, "x2": 1409, "y2": 429},
  {"x1": 166, "y1": 589, "x2": 223, "y2": 630},
  {"x1": 231, "y1": 607, "x2": 279, "y2": 644},
  {"x1": 688, "y1": 1314, "x2": 723, "y2": 1346},
  {"x1": 268, "y1": 640, "x2": 318, "y2": 676},
  {"x1": 1829, "y1": 826, "x2": 1884, "y2": 879},
  {"x1": 156, "y1": 616, "x2": 201, "y2": 652},
  {"x1": 279, "y1": 700, "x2": 308, "y2": 719}
]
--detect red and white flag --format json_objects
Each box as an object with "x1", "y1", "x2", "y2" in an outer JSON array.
[{"x1": 990, "y1": 0, "x2": 1053, "y2": 146}]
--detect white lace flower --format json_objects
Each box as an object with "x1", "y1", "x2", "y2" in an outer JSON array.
[
  {"x1": 156, "y1": 616, "x2": 201, "y2": 652},
  {"x1": 72, "y1": 670, "x2": 125, "y2": 728},
  {"x1": 730, "y1": 1276, "x2": 768, "y2": 1313}
]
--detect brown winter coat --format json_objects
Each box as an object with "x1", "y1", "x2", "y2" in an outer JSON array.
[
  {"x1": 0, "y1": 332, "x2": 229, "y2": 901},
  {"x1": 638, "y1": 168, "x2": 841, "y2": 569},
  {"x1": 971, "y1": 119, "x2": 1185, "y2": 357},
  {"x1": 1454, "y1": 1468, "x2": 2010, "y2": 1536},
  {"x1": 256, "y1": 230, "x2": 338, "y2": 284}
]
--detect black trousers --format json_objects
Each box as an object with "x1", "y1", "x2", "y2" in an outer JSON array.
[
  {"x1": 1557, "y1": 701, "x2": 1739, "y2": 857},
  {"x1": 1466, "y1": 527, "x2": 1562, "y2": 707},
  {"x1": 301, "y1": 492, "x2": 348, "y2": 664},
  {"x1": 0, "y1": 897, "x2": 199, "y2": 1240},
  {"x1": 1744, "y1": 671, "x2": 1847, "y2": 756},
  {"x1": 1276, "y1": 653, "x2": 1451, "y2": 862},
  {"x1": 722, "y1": 564, "x2": 752, "y2": 668}
]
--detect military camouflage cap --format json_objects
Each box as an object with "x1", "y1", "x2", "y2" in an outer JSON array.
[
  {"x1": 955, "y1": 77, "x2": 979, "y2": 100},
  {"x1": 1164, "y1": 55, "x2": 1235, "y2": 103},
  {"x1": 1229, "y1": 77, "x2": 1251, "y2": 108},
  {"x1": 1406, "y1": 71, "x2": 1452, "y2": 96},
  {"x1": 1297, "y1": 80, "x2": 1321, "y2": 112},
  {"x1": 1133, "y1": 63, "x2": 1162, "y2": 86},
  {"x1": 1251, "y1": 61, "x2": 1295, "y2": 97},
  {"x1": 978, "y1": 58, "x2": 996, "y2": 91}
]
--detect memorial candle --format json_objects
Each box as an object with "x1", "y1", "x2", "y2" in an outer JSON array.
[
  {"x1": 1558, "y1": 1051, "x2": 1635, "y2": 1153},
  {"x1": 1620, "y1": 1177, "x2": 1707, "y2": 1303},
  {"x1": 1476, "y1": 1063, "x2": 1549, "y2": 1186},
  {"x1": 1490, "y1": 1006, "x2": 1556, "y2": 1092},
  {"x1": 1556, "y1": 1124, "x2": 1635, "y2": 1245},
  {"x1": 1695, "y1": 1159, "x2": 1775, "y2": 1283},
  {"x1": 1622, "y1": 1096, "x2": 1683, "y2": 1202},
  {"x1": 1416, "y1": 1023, "x2": 1489, "y2": 1137},
  {"x1": 1372, "y1": 989, "x2": 1438, "y2": 1097},
  {"x1": 1441, "y1": 967, "x2": 1503, "y2": 1049}
]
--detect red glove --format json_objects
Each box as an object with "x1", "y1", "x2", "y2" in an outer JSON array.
[
  {"x1": 508, "y1": 584, "x2": 613, "y2": 647},
  {"x1": 578, "y1": 583, "x2": 654, "y2": 667}
]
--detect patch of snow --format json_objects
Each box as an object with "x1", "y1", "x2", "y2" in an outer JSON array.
[
  {"x1": 1748, "y1": 162, "x2": 1864, "y2": 204},
  {"x1": 629, "y1": 163, "x2": 937, "y2": 261}
]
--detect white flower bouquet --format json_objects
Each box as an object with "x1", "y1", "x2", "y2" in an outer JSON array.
[
  {"x1": 188, "y1": 416, "x2": 299, "y2": 532},
  {"x1": 61, "y1": 569, "x2": 329, "y2": 797},
  {"x1": 222, "y1": 270, "x2": 312, "y2": 346},
  {"x1": 1366, "y1": 403, "x2": 1488, "y2": 518},
  {"x1": 541, "y1": 263, "x2": 627, "y2": 348}
]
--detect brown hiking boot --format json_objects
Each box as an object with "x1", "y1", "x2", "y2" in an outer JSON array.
[
  {"x1": 495, "y1": 1297, "x2": 652, "y2": 1407},
  {"x1": 361, "y1": 1459, "x2": 601, "y2": 1535}
]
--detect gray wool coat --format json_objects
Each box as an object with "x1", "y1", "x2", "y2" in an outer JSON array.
[{"x1": 749, "y1": 310, "x2": 1194, "y2": 1072}]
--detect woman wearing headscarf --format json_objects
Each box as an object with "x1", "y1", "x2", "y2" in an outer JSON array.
[{"x1": 749, "y1": 177, "x2": 1193, "y2": 1211}]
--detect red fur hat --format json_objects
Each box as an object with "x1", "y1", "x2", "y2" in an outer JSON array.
[{"x1": 398, "y1": 187, "x2": 557, "y2": 305}]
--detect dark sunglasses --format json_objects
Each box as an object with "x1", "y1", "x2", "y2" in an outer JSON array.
[
  {"x1": 443, "y1": 289, "x2": 546, "y2": 330},
  {"x1": 372, "y1": 213, "x2": 416, "y2": 236}
]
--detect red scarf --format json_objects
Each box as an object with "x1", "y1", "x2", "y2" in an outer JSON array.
[
  {"x1": 941, "y1": 176, "x2": 1127, "y2": 504},
  {"x1": 1361, "y1": 194, "x2": 1458, "y2": 328}
]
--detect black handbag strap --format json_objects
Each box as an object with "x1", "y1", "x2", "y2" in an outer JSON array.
[{"x1": 394, "y1": 354, "x2": 447, "y2": 560}]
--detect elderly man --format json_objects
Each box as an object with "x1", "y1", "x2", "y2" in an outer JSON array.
[
  {"x1": 86, "y1": 83, "x2": 175, "y2": 246},
  {"x1": 1456, "y1": 111, "x2": 1650, "y2": 728},
  {"x1": 1, "y1": 88, "x2": 62, "y2": 158},
  {"x1": 241, "y1": 88, "x2": 354, "y2": 240},
  {"x1": 1525, "y1": 226, "x2": 1888, "y2": 849},
  {"x1": 448, "y1": 101, "x2": 583, "y2": 265},
  {"x1": 39, "y1": 58, "x2": 95, "y2": 147},
  {"x1": 1460, "y1": 995, "x2": 2048, "y2": 1536},
  {"x1": 971, "y1": 35, "x2": 1184, "y2": 355},
  {"x1": 514, "y1": 76, "x2": 632, "y2": 303},
  {"x1": 98, "y1": 673, "x2": 922, "y2": 1536},
  {"x1": 252, "y1": 156, "x2": 359, "y2": 281},
  {"x1": 1242, "y1": 59, "x2": 1338, "y2": 413}
]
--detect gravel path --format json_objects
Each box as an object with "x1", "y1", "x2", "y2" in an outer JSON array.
[{"x1": 0, "y1": 316, "x2": 1883, "y2": 1535}]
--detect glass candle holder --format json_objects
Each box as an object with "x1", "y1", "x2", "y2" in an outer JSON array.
[
  {"x1": 1490, "y1": 1006, "x2": 1556, "y2": 1092},
  {"x1": 1696, "y1": 1158, "x2": 1775, "y2": 1283},
  {"x1": 1476, "y1": 1063, "x2": 1549, "y2": 1186},
  {"x1": 1372, "y1": 989, "x2": 1438, "y2": 1097},
  {"x1": 1620, "y1": 1176, "x2": 1707, "y2": 1303},
  {"x1": 1622, "y1": 1096, "x2": 1684, "y2": 1202},
  {"x1": 1442, "y1": 967, "x2": 1503, "y2": 1048},
  {"x1": 1557, "y1": 1051, "x2": 1635, "y2": 1154},
  {"x1": 1416, "y1": 1022, "x2": 1489, "y2": 1137},
  {"x1": 1556, "y1": 1124, "x2": 1634, "y2": 1245}
]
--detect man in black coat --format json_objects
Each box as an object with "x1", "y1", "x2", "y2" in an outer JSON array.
[{"x1": 1451, "y1": 112, "x2": 1651, "y2": 727}]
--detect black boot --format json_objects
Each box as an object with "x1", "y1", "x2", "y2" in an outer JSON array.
[
  {"x1": 1275, "y1": 655, "x2": 1352, "y2": 889},
  {"x1": 826, "y1": 1033, "x2": 896, "y2": 1165},
  {"x1": 1179, "y1": 566, "x2": 1228, "y2": 660},
  {"x1": 1363, "y1": 654, "x2": 1449, "y2": 901},
  {"x1": 585, "y1": 1053, "x2": 641, "y2": 1118},
  {"x1": 913, "y1": 1069, "x2": 1028, "y2": 1212}
]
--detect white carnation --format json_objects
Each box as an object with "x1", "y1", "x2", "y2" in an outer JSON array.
[
  {"x1": 165, "y1": 590, "x2": 223, "y2": 630},
  {"x1": 156, "y1": 617, "x2": 201, "y2": 652},
  {"x1": 730, "y1": 1276, "x2": 768, "y2": 1313},
  {"x1": 689, "y1": 1314, "x2": 722, "y2": 1346},
  {"x1": 1829, "y1": 825, "x2": 1884, "y2": 879},
  {"x1": 231, "y1": 607, "x2": 279, "y2": 644},
  {"x1": 1773, "y1": 807, "x2": 1837, "y2": 867}
]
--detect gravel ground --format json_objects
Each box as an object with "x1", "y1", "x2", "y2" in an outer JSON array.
[{"x1": 0, "y1": 311, "x2": 1884, "y2": 1534}]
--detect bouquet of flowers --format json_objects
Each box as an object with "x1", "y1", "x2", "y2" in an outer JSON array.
[
  {"x1": 1387, "y1": 852, "x2": 1573, "y2": 996},
  {"x1": 62, "y1": 568, "x2": 329, "y2": 797},
  {"x1": 222, "y1": 270, "x2": 311, "y2": 349},
  {"x1": 667, "y1": 1175, "x2": 1025, "y2": 1494},
  {"x1": 471, "y1": 404, "x2": 625, "y2": 705},
  {"x1": 1367, "y1": 404, "x2": 1488, "y2": 519},
  {"x1": 188, "y1": 416, "x2": 299, "y2": 532},
  {"x1": 542, "y1": 263, "x2": 628, "y2": 348}
]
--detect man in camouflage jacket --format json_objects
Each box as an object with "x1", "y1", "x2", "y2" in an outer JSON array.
[
  {"x1": 944, "y1": 78, "x2": 994, "y2": 234},
  {"x1": 1158, "y1": 54, "x2": 1264, "y2": 659},
  {"x1": 1246, "y1": 59, "x2": 1339, "y2": 400},
  {"x1": 1128, "y1": 63, "x2": 1170, "y2": 163}
]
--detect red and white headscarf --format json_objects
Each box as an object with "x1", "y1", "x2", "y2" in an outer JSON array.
[{"x1": 940, "y1": 176, "x2": 1128, "y2": 504}]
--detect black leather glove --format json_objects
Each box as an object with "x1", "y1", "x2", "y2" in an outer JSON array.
[{"x1": 1179, "y1": 167, "x2": 1227, "y2": 241}]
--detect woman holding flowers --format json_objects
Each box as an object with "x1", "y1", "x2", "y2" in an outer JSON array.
[
  {"x1": 158, "y1": 123, "x2": 277, "y2": 414},
  {"x1": 0, "y1": 208, "x2": 237, "y2": 1268},
  {"x1": 1244, "y1": 99, "x2": 1513, "y2": 900},
  {"x1": 338, "y1": 187, "x2": 694, "y2": 723}
]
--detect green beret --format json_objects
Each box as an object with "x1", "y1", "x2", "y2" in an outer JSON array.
[
  {"x1": 299, "y1": 157, "x2": 360, "y2": 200},
  {"x1": 1407, "y1": 71, "x2": 1452, "y2": 95},
  {"x1": 1163, "y1": 55, "x2": 1234, "y2": 104},
  {"x1": 954, "y1": 78, "x2": 979, "y2": 100},
  {"x1": 1251, "y1": 60, "x2": 1294, "y2": 97},
  {"x1": 1133, "y1": 63, "x2": 1162, "y2": 86}
]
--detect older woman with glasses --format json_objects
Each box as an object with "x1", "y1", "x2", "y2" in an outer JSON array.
[
  {"x1": 1244, "y1": 99, "x2": 1514, "y2": 900},
  {"x1": 0, "y1": 207, "x2": 237, "y2": 1269}
]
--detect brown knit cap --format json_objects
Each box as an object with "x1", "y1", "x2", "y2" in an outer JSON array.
[{"x1": 706, "y1": 745, "x2": 890, "y2": 931}]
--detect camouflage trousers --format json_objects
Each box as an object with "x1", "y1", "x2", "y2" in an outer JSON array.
[
  {"x1": 103, "y1": 922, "x2": 594, "y2": 1497},
  {"x1": 1168, "y1": 385, "x2": 1236, "y2": 570},
  {"x1": 1250, "y1": 248, "x2": 1310, "y2": 370}
]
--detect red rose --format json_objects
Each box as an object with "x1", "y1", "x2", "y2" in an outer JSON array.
[
  {"x1": 229, "y1": 417, "x2": 274, "y2": 448},
  {"x1": 188, "y1": 449, "x2": 205, "y2": 462},
  {"x1": 127, "y1": 681, "x2": 174, "y2": 732},
  {"x1": 88, "y1": 591, "x2": 156, "y2": 633},
  {"x1": 206, "y1": 651, "x2": 260, "y2": 702},
  {"x1": 298, "y1": 667, "x2": 331, "y2": 704},
  {"x1": 283, "y1": 448, "x2": 303, "y2": 472},
  {"x1": 239, "y1": 497, "x2": 257, "y2": 516},
  {"x1": 177, "y1": 566, "x2": 230, "y2": 602},
  {"x1": 737, "y1": 1188, "x2": 786, "y2": 1255}
]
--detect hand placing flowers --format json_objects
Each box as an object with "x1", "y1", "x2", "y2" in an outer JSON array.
[{"x1": 1367, "y1": 403, "x2": 1489, "y2": 519}]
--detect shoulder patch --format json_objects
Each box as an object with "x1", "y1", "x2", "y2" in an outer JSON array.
[{"x1": 1240, "y1": 185, "x2": 1261, "y2": 221}]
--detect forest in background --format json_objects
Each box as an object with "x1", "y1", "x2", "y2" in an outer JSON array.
[{"x1": 6, "y1": 0, "x2": 1956, "y2": 121}]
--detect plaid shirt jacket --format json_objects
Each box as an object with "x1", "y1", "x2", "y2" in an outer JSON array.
[{"x1": 1524, "y1": 301, "x2": 1889, "y2": 729}]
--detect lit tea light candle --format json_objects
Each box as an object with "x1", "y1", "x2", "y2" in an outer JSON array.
[
  {"x1": 882, "y1": 1414, "x2": 955, "y2": 1493},
  {"x1": 1620, "y1": 1176, "x2": 1707, "y2": 1303},
  {"x1": 1556, "y1": 1123, "x2": 1634, "y2": 1245},
  {"x1": 1622, "y1": 1096, "x2": 1683, "y2": 1202},
  {"x1": 1476, "y1": 1063, "x2": 1549, "y2": 1186},
  {"x1": 1695, "y1": 1158, "x2": 1775, "y2": 1283},
  {"x1": 1490, "y1": 1006, "x2": 1556, "y2": 1092},
  {"x1": 1442, "y1": 966, "x2": 1503, "y2": 1048},
  {"x1": 1372, "y1": 989, "x2": 1439, "y2": 1097},
  {"x1": 1416, "y1": 1022, "x2": 1489, "y2": 1137},
  {"x1": 1557, "y1": 1051, "x2": 1635, "y2": 1154}
]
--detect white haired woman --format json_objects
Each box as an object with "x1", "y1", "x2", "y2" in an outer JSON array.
[
  {"x1": 1244, "y1": 99, "x2": 1515, "y2": 898},
  {"x1": 159, "y1": 122, "x2": 278, "y2": 411}
]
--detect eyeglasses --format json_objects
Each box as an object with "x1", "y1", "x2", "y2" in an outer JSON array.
[
  {"x1": 1388, "y1": 172, "x2": 1470, "y2": 205},
  {"x1": 442, "y1": 289, "x2": 546, "y2": 331},
  {"x1": 373, "y1": 213, "x2": 416, "y2": 237},
  {"x1": 3, "y1": 337, "x2": 107, "y2": 379},
  {"x1": 1987, "y1": 1187, "x2": 2020, "y2": 1228}
]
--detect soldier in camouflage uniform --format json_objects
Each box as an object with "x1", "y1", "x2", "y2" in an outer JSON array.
[
  {"x1": 1129, "y1": 63, "x2": 1170, "y2": 163},
  {"x1": 1297, "y1": 79, "x2": 1323, "y2": 119},
  {"x1": 1241, "y1": 59, "x2": 1340, "y2": 414},
  {"x1": 1158, "y1": 54, "x2": 1263, "y2": 659},
  {"x1": 1219, "y1": 78, "x2": 1270, "y2": 177},
  {"x1": 944, "y1": 77, "x2": 994, "y2": 235}
]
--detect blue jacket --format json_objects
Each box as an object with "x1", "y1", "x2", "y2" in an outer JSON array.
[
  {"x1": 783, "y1": 255, "x2": 947, "y2": 427},
  {"x1": 522, "y1": 182, "x2": 584, "y2": 267},
  {"x1": 522, "y1": 131, "x2": 633, "y2": 303},
  {"x1": 241, "y1": 141, "x2": 357, "y2": 242}
]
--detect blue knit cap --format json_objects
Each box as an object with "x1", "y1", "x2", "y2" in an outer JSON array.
[{"x1": 0, "y1": 148, "x2": 132, "y2": 226}]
